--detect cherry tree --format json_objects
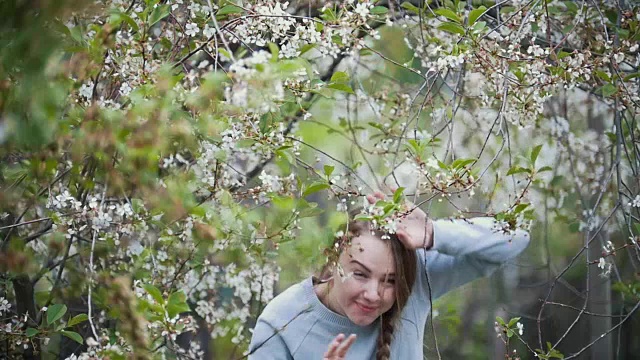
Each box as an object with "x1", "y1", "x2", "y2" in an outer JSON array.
[{"x1": 1, "y1": 0, "x2": 639, "y2": 359}]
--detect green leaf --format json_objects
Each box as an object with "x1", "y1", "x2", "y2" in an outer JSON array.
[
  {"x1": 370, "y1": 6, "x2": 389, "y2": 15},
  {"x1": 382, "y1": 203, "x2": 396, "y2": 217},
  {"x1": 600, "y1": 83, "x2": 617, "y2": 97},
  {"x1": 110, "y1": 11, "x2": 139, "y2": 33},
  {"x1": 435, "y1": 8, "x2": 461, "y2": 23},
  {"x1": 354, "y1": 214, "x2": 373, "y2": 221},
  {"x1": 496, "y1": 316, "x2": 506, "y2": 326},
  {"x1": 508, "y1": 317, "x2": 521, "y2": 327},
  {"x1": 545, "y1": 342, "x2": 565, "y2": 358},
  {"x1": 47, "y1": 304, "x2": 67, "y2": 325},
  {"x1": 451, "y1": 158, "x2": 476, "y2": 169},
  {"x1": 472, "y1": 20, "x2": 486, "y2": 32},
  {"x1": 438, "y1": 22, "x2": 465, "y2": 36},
  {"x1": 167, "y1": 291, "x2": 190, "y2": 318},
  {"x1": 393, "y1": 187, "x2": 405, "y2": 203},
  {"x1": 276, "y1": 149, "x2": 294, "y2": 165},
  {"x1": 530, "y1": 144, "x2": 543, "y2": 164},
  {"x1": 327, "y1": 83, "x2": 355, "y2": 94},
  {"x1": 468, "y1": 6, "x2": 486, "y2": 25},
  {"x1": 67, "y1": 314, "x2": 89, "y2": 327},
  {"x1": 330, "y1": 71, "x2": 350, "y2": 84},
  {"x1": 506, "y1": 167, "x2": 531, "y2": 176},
  {"x1": 268, "y1": 42, "x2": 279, "y2": 62},
  {"x1": 143, "y1": 284, "x2": 164, "y2": 304},
  {"x1": 299, "y1": 43, "x2": 316, "y2": 56},
  {"x1": 60, "y1": 330, "x2": 83, "y2": 344},
  {"x1": 537, "y1": 166, "x2": 553, "y2": 173},
  {"x1": 400, "y1": 2, "x2": 420, "y2": 14},
  {"x1": 324, "y1": 165, "x2": 334, "y2": 177},
  {"x1": 149, "y1": 4, "x2": 171, "y2": 27},
  {"x1": 26, "y1": 328, "x2": 39, "y2": 337},
  {"x1": 617, "y1": 27, "x2": 632, "y2": 38},
  {"x1": 513, "y1": 204, "x2": 529, "y2": 214},
  {"x1": 218, "y1": 48, "x2": 232, "y2": 60},
  {"x1": 506, "y1": 329, "x2": 514, "y2": 338},
  {"x1": 594, "y1": 70, "x2": 611, "y2": 82},
  {"x1": 217, "y1": 5, "x2": 243, "y2": 16},
  {"x1": 623, "y1": 72, "x2": 640, "y2": 81},
  {"x1": 563, "y1": 1, "x2": 578, "y2": 12},
  {"x1": 303, "y1": 182, "x2": 330, "y2": 197}
]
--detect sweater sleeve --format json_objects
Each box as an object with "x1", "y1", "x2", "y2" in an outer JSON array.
[
  {"x1": 414, "y1": 217, "x2": 530, "y2": 301},
  {"x1": 248, "y1": 318, "x2": 294, "y2": 360}
]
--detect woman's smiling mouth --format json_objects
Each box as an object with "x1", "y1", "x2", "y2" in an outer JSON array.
[{"x1": 355, "y1": 302, "x2": 378, "y2": 313}]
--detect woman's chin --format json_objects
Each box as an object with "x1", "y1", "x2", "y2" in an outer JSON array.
[
  {"x1": 347, "y1": 311, "x2": 378, "y2": 326},
  {"x1": 351, "y1": 317, "x2": 375, "y2": 326}
]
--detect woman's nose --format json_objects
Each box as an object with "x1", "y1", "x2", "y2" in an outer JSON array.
[{"x1": 362, "y1": 281, "x2": 381, "y2": 302}]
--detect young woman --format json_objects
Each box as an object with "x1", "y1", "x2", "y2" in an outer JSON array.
[{"x1": 248, "y1": 193, "x2": 530, "y2": 359}]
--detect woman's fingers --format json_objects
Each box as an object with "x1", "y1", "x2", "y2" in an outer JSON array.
[
  {"x1": 366, "y1": 191, "x2": 386, "y2": 204},
  {"x1": 366, "y1": 194, "x2": 376, "y2": 205},
  {"x1": 336, "y1": 334, "x2": 357, "y2": 357},
  {"x1": 323, "y1": 334, "x2": 356, "y2": 359},
  {"x1": 396, "y1": 229, "x2": 412, "y2": 248},
  {"x1": 324, "y1": 334, "x2": 345, "y2": 358}
]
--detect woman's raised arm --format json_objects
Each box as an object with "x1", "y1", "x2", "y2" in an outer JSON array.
[{"x1": 415, "y1": 217, "x2": 530, "y2": 301}]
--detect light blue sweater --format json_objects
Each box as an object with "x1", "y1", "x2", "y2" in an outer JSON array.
[{"x1": 248, "y1": 217, "x2": 530, "y2": 359}]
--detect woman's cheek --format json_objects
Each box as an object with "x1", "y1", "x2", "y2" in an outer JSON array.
[{"x1": 382, "y1": 289, "x2": 396, "y2": 311}]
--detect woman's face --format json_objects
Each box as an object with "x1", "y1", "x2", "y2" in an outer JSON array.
[{"x1": 328, "y1": 232, "x2": 397, "y2": 326}]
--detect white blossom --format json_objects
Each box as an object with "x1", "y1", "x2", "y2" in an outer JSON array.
[
  {"x1": 185, "y1": 22, "x2": 200, "y2": 37},
  {"x1": 203, "y1": 24, "x2": 216, "y2": 38},
  {"x1": 119, "y1": 82, "x2": 132, "y2": 97},
  {"x1": 79, "y1": 82, "x2": 94, "y2": 100},
  {"x1": 0, "y1": 297, "x2": 11, "y2": 315},
  {"x1": 353, "y1": 3, "x2": 370, "y2": 19},
  {"x1": 597, "y1": 257, "x2": 606, "y2": 269}
]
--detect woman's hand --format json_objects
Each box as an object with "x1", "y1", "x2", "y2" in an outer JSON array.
[
  {"x1": 323, "y1": 334, "x2": 356, "y2": 360},
  {"x1": 366, "y1": 192, "x2": 434, "y2": 250}
]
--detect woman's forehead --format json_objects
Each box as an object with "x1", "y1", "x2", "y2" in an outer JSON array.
[{"x1": 343, "y1": 233, "x2": 396, "y2": 273}]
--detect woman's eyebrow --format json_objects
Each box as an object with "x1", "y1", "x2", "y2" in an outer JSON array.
[
  {"x1": 349, "y1": 260, "x2": 395, "y2": 276},
  {"x1": 349, "y1": 259, "x2": 372, "y2": 272}
]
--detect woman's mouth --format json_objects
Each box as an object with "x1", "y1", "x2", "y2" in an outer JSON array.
[{"x1": 355, "y1": 302, "x2": 377, "y2": 313}]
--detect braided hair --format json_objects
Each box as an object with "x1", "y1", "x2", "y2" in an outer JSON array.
[{"x1": 375, "y1": 311, "x2": 395, "y2": 360}]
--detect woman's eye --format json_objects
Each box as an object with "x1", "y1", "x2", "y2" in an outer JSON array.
[{"x1": 353, "y1": 272, "x2": 366, "y2": 278}]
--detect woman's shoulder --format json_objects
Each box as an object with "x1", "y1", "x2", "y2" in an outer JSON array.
[{"x1": 258, "y1": 277, "x2": 315, "y2": 328}]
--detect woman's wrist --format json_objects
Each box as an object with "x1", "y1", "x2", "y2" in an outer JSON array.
[{"x1": 422, "y1": 218, "x2": 434, "y2": 250}]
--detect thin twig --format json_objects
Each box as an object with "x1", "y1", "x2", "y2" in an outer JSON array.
[{"x1": 87, "y1": 185, "x2": 107, "y2": 341}]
